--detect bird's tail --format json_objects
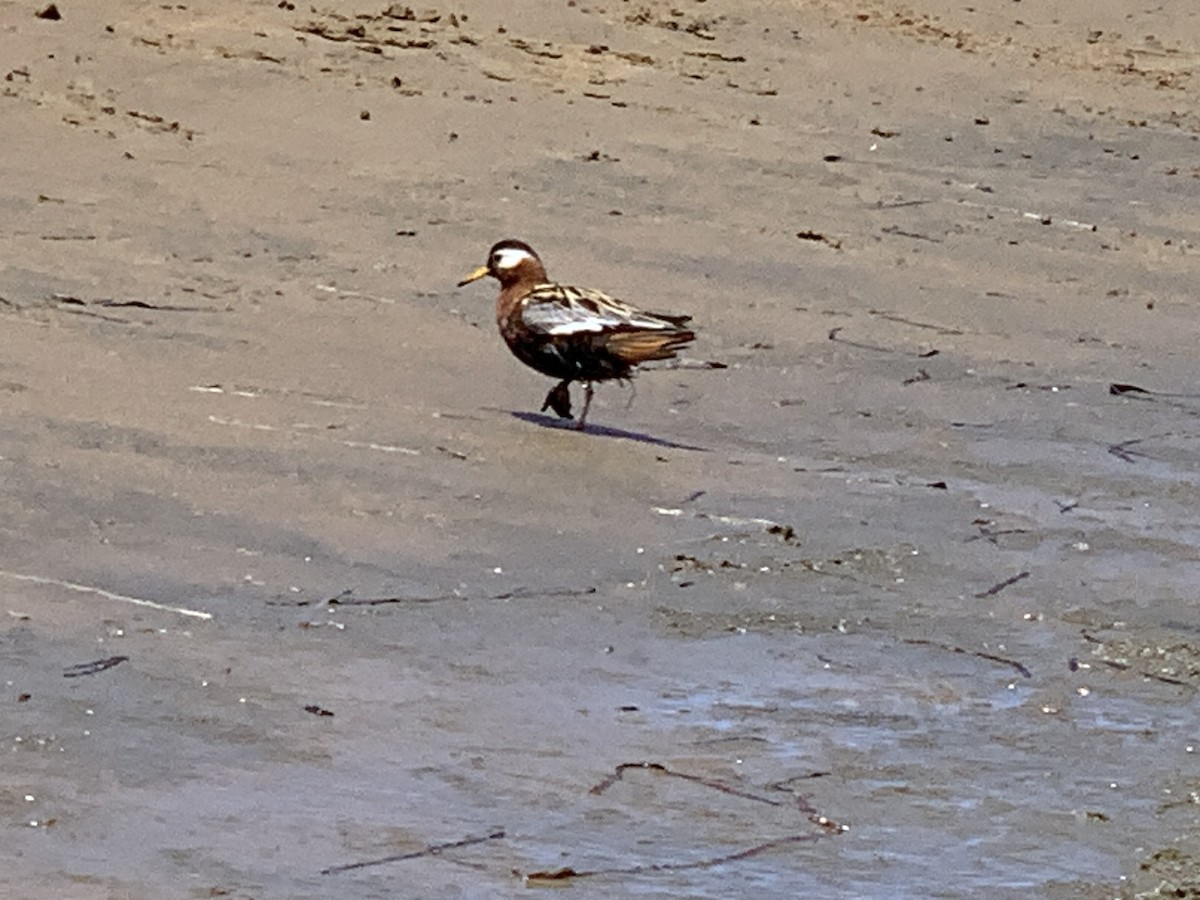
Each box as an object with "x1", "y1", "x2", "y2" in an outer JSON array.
[{"x1": 606, "y1": 327, "x2": 696, "y2": 364}]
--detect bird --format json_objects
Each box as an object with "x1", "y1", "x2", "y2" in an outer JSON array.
[{"x1": 458, "y1": 239, "x2": 696, "y2": 430}]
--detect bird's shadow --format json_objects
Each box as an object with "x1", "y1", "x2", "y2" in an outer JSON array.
[{"x1": 509, "y1": 411, "x2": 709, "y2": 451}]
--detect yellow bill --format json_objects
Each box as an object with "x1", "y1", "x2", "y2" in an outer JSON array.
[{"x1": 457, "y1": 266, "x2": 490, "y2": 287}]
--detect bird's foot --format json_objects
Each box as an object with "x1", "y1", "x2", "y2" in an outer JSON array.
[
  {"x1": 576, "y1": 382, "x2": 595, "y2": 431},
  {"x1": 541, "y1": 381, "x2": 574, "y2": 420}
]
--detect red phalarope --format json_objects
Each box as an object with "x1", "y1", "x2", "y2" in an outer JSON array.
[{"x1": 458, "y1": 239, "x2": 696, "y2": 429}]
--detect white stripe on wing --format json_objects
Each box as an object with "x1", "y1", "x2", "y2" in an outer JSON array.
[{"x1": 522, "y1": 284, "x2": 678, "y2": 336}]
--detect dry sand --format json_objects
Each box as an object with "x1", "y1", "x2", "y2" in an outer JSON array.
[{"x1": 3, "y1": 0, "x2": 1199, "y2": 896}]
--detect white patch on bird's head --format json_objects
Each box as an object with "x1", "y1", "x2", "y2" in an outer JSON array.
[{"x1": 491, "y1": 246, "x2": 536, "y2": 271}]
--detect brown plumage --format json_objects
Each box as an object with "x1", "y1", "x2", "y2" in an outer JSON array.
[{"x1": 458, "y1": 239, "x2": 696, "y2": 429}]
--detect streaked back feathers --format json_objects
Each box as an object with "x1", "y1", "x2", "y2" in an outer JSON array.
[{"x1": 521, "y1": 283, "x2": 692, "y2": 340}]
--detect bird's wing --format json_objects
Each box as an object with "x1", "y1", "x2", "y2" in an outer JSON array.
[{"x1": 519, "y1": 284, "x2": 685, "y2": 336}]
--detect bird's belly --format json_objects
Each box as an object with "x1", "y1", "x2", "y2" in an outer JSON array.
[{"x1": 503, "y1": 332, "x2": 629, "y2": 382}]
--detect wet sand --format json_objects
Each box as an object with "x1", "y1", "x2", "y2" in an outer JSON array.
[{"x1": 3, "y1": 1, "x2": 1199, "y2": 896}]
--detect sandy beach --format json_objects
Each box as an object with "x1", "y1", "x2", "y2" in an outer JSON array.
[{"x1": 3, "y1": 0, "x2": 1199, "y2": 896}]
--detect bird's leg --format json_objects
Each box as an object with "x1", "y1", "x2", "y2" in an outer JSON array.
[
  {"x1": 575, "y1": 382, "x2": 595, "y2": 430},
  {"x1": 541, "y1": 380, "x2": 574, "y2": 420}
]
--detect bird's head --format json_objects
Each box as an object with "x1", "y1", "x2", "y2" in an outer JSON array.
[{"x1": 458, "y1": 239, "x2": 547, "y2": 288}]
